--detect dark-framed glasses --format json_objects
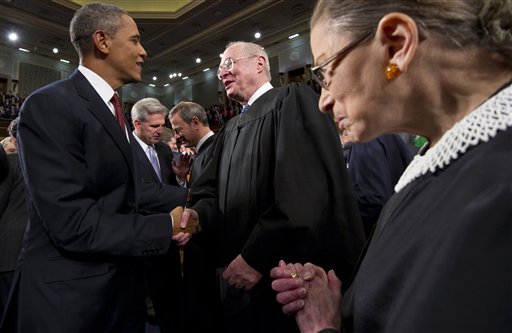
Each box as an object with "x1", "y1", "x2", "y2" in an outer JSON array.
[
  {"x1": 311, "y1": 31, "x2": 373, "y2": 90},
  {"x1": 217, "y1": 56, "x2": 257, "y2": 80}
]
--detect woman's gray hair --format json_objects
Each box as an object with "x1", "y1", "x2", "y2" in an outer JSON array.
[
  {"x1": 70, "y1": 3, "x2": 128, "y2": 58},
  {"x1": 311, "y1": 0, "x2": 512, "y2": 63}
]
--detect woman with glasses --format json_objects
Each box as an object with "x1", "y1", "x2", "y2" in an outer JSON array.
[{"x1": 271, "y1": 1, "x2": 512, "y2": 332}]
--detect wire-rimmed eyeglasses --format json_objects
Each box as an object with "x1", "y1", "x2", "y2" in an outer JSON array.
[
  {"x1": 217, "y1": 56, "x2": 257, "y2": 80},
  {"x1": 311, "y1": 31, "x2": 373, "y2": 90}
]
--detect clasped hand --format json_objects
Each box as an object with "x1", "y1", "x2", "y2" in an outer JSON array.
[
  {"x1": 270, "y1": 260, "x2": 343, "y2": 333},
  {"x1": 170, "y1": 206, "x2": 201, "y2": 246}
]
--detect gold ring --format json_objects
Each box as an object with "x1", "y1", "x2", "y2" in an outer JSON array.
[{"x1": 290, "y1": 272, "x2": 298, "y2": 278}]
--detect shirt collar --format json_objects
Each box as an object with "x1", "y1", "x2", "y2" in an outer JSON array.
[
  {"x1": 247, "y1": 81, "x2": 273, "y2": 106},
  {"x1": 132, "y1": 130, "x2": 152, "y2": 151},
  {"x1": 196, "y1": 131, "x2": 214, "y2": 152},
  {"x1": 78, "y1": 65, "x2": 115, "y2": 107}
]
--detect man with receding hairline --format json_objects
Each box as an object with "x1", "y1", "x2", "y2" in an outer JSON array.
[{"x1": 182, "y1": 41, "x2": 365, "y2": 333}]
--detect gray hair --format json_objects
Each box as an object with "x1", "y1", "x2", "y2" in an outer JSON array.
[
  {"x1": 311, "y1": 0, "x2": 512, "y2": 63},
  {"x1": 169, "y1": 101, "x2": 209, "y2": 126},
  {"x1": 131, "y1": 98, "x2": 168, "y2": 122},
  {"x1": 70, "y1": 3, "x2": 128, "y2": 58},
  {"x1": 226, "y1": 41, "x2": 272, "y2": 80}
]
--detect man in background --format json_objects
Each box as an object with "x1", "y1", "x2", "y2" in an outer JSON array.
[
  {"x1": 131, "y1": 97, "x2": 180, "y2": 187},
  {"x1": 131, "y1": 97, "x2": 184, "y2": 333},
  {"x1": 169, "y1": 101, "x2": 218, "y2": 332}
]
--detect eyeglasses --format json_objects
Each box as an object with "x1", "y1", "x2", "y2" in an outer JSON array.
[
  {"x1": 311, "y1": 31, "x2": 373, "y2": 90},
  {"x1": 217, "y1": 56, "x2": 257, "y2": 80}
]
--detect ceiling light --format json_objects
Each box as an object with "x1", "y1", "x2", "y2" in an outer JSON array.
[
  {"x1": 53, "y1": 48, "x2": 59, "y2": 54},
  {"x1": 254, "y1": 23, "x2": 261, "y2": 39},
  {"x1": 202, "y1": 68, "x2": 209, "y2": 72},
  {"x1": 60, "y1": 59, "x2": 69, "y2": 63},
  {"x1": 149, "y1": 84, "x2": 156, "y2": 87},
  {"x1": 288, "y1": 33, "x2": 299, "y2": 39},
  {"x1": 195, "y1": 58, "x2": 201, "y2": 63},
  {"x1": 19, "y1": 48, "x2": 29, "y2": 52},
  {"x1": 182, "y1": 76, "x2": 188, "y2": 80},
  {"x1": 8, "y1": 32, "x2": 18, "y2": 41},
  {"x1": 152, "y1": 76, "x2": 157, "y2": 81},
  {"x1": 164, "y1": 83, "x2": 170, "y2": 87},
  {"x1": 178, "y1": 73, "x2": 182, "y2": 77}
]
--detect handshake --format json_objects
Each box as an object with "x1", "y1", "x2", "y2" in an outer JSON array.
[{"x1": 171, "y1": 206, "x2": 201, "y2": 236}]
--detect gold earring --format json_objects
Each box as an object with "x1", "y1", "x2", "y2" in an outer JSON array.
[{"x1": 385, "y1": 63, "x2": 400, "y2": 80}]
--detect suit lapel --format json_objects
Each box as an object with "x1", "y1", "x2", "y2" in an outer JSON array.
[
  {"x1": 70, "y1": 71, "x2": 134, "y2": 172},
  {"x1": 134, "y1": 141, "x2": 160, "y2": 183}
]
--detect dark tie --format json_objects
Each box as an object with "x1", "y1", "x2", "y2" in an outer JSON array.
[
  {"x1": 111, "y1": 93, "x2": 125, "y2": 131},
  {"x1": 241, "y1": 103, "x2": 250, "y2": 114}
]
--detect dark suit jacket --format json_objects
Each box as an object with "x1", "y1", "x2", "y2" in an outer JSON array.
[
  {"x1": 133, "y1": 140, "x2": 179, "y2": 187},
  {"x1": 0, "y1": 153, "x2": 27, "y2": 273},
  {"x1": 133, "y1": 138, "x2": 183, "y2": 333},
  {"x1": 0, "y1": 70, "x2": 187, "y2": 333},
  {"x1": 344, "y1": 134, "x2": 413, "y2": 237}
]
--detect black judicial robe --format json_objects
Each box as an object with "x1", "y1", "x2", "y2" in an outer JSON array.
[
  {"x1": 191, "y1": 83, "x2": 365, "y2": 331},
  {"x1": 343, "y1": 126, "x2": 512, "y2": 332}
]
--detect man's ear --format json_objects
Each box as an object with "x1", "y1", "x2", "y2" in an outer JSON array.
[
  {"x1": 376, "y1": 12, "x2": 419, "y2": 73},
  {"x1": 256, "y1": 55, "x2": 266, "y2": 73},
  {"x1": 92, "y1": 30, "x2": 109, "y2": 54}
]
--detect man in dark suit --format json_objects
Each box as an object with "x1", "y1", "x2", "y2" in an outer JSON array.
[
  {"x1": 0, "y1": 4, "x2": 196, "y2": 332},
  {"x1": 341, "y1": 132, "x2": 413, "y2": 237},
  {"x1": 131, "y1": 97, "x2": 180, "y2": 187},
  {"x1": 0, "y1": 118, "x2": 27, "y2": 317},
  {"x1": 169, "y1": 101, "x2": 218, "y2": 332},
  {"x1": 131, "y1": 97, "x2": 184, "y2": 333}
]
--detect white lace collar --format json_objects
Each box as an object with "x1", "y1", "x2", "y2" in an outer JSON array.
[{"x1": 395, "y1": 84, "x2": 512, "y2": 192}]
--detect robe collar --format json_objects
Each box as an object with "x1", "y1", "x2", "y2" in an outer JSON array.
[{"x1": 395, "y1": 84, "x2": 512, "y2": 192}]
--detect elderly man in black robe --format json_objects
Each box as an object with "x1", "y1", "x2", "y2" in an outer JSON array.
[{"x1": 182, "y1": 41, "x2": 366, "y2": 333}]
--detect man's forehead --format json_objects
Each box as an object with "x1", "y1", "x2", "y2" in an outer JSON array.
[{"x1": 222, "y1": 45, "x2": 241, "y2": 59}]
